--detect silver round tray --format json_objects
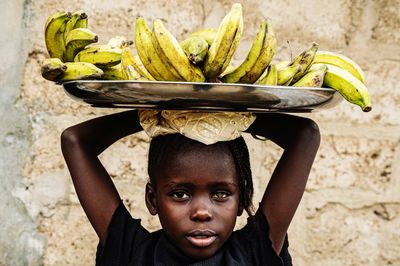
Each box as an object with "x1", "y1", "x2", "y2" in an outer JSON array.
[{"x1": 62, "y1": 80, "x2": 342, "y2": 113}]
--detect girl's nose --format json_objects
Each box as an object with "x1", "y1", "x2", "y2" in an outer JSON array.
[{"x1": 190, "y1": 200, "x2": 212, "y2": 222}]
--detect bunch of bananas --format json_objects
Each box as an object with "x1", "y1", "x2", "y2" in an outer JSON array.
[
  {"x1": 42, "y1": 3, "x2": 371, "y2": 112},
  {"x1": 42, "y1": 10, "x2": 143, "y2": 82}
]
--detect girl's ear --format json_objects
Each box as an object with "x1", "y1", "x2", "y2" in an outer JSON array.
[{"x1": 145, "y1": 182, "x2": 158, "y2": 216}]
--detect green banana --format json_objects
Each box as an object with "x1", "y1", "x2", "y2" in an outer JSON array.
[
  {"x1": 64, "y1": 28, "x2": 98, "y2": 62},
  {"x1": 135, "y1": 17, "x2": 176, "y2": 81},
  {"x1": 120, "y1": 47, "x2": 152, "y2": 80},
  {"x1": 204, "y1": 3, "x2": 243, "y2": 80},
  {"x1": 74, "y1": 44, "x2": 122, "y2": 67},
  {"x1": 180, "y1": 36, "x2": 209, "y2": 65},
  {"x1": 152, "y1": 19, "x2": 205, "y2": 82},
  {"x1": 311, "y1": 63, "x2": 371, "y2": 111},
  {"x1": 44, "y1": 12, "x2": 72, "y2": 59},
  {"x1": 313, "y1": 51, "x2": 366, "y2": 84},
  {"x1": 277, "y1": 64, "x2": 302, "y2": 85},
  {"x1": 133, "y1": 54, "x2": 155, "y2": 80},
  {"x1": 289, "y1": 42, "x2": 319, "y2": 84},
  {"x1": 102, "y1": 63, "x2": 125, "y2": 80},
  {"x1": 59, "y1": 62, "x2": 103, "y2": 82},
  {"x1": 63, "y1": 10, "x2": 87, "y2": 42},
  {"x1": 189, "y1": 28, "x2": 217, "y2": 45},
  {"x1": 292, "y1": 64, "x2": 327, "y2": 87},
  {"x1": 41, "y1": 58, "x2": 68, "y2": 81},
  {"x1": 256, "y1": 64, "x2": 277, "y2": 85},
  {"x1": 222, "y1": 18, "x2": 276, "y2": 84},
  {"x1": 108, "y1": 36, "x2": 133, "y2": 49}
]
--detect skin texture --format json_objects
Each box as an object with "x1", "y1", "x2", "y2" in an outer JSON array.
[
  {"x1": 146, "y1": 143, "x2": 240, "y2": 260},
  {"x1": 61, "y1": 110, "x2": 320, "y2": 257}
]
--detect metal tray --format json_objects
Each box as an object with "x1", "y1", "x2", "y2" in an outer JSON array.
[{"x1": 62, "y1": 80, "x2": 342, "y2": 113}]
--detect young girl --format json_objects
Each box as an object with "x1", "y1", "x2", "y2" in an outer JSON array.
[{"x1": 61, "y1": 110, "x2": 320, "y2": 265}]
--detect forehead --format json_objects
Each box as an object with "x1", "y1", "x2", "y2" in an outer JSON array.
[{"x1": 156, "y1": 143, "x2": 238, "y2": 185}]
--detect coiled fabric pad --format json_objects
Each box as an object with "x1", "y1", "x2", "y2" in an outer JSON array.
[{"x1": 139, "y1": 110, "x2": 256, "y2": 145}]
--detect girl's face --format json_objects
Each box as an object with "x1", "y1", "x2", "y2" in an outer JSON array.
[{"x1": 146, "y1": 144, "x2": 240, "y2": 260}]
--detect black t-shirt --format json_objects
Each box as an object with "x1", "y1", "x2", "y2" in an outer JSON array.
[{"x1": 96, "y1": 202, "x2": 292, "y2": 266}]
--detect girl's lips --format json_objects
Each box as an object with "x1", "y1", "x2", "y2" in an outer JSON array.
[
  {"x1": 185, "y1": 229, "x2": 217, "y2": 247},
  {"x1": 185, "y1": 235, "x2": 217, "y2": 247}
]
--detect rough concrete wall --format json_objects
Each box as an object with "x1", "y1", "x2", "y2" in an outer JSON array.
[
  {"x1": 0, "y1": 1, "x2": 46, "y2": 265},
  {"x1": 1, "y1": 0, "x2": 399, "y2": 265}
]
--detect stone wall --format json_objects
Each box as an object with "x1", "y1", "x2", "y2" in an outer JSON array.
[{"x1": 1, "y1": 0, "x2": 399, "y2": 265}]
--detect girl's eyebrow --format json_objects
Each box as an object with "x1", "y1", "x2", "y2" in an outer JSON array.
[{"x1": 163, "y1": 181, "x2": 238, "y2": 189}]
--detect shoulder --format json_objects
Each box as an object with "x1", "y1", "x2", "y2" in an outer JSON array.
[{"x1": 229, "y1": 208, "x2": 292, "y2": 265}]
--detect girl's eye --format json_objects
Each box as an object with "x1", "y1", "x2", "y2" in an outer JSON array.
[
  {"x1": 170, "y1": 191, "x2": 190, "y2": 199},
  {"x1": 212, "y1": 191, "x2": 230, "y2": 200}
]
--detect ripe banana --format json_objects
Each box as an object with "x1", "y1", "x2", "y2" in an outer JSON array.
[
  {"x1": 189, "y1": 28, "x2": 217, "y2": 45},
  {"x1": 204, "y1": 3, "x2": 243, "y2": 80},
  {"x1": 133, "y1": 54, "x2": 155, "y2": 80},
  {"x1": 180, "y1": 36, "x2": 209, "y2": 65},
  {"x1": 74, "y1": 44, "x2": 122, "y2": 67},
  {"x1": 152, "y1": 19, "x2": 205, "y2": 82},
  {"x1": 276, "y1": 60, "x2": 290, "y2": 70},
  {"x1": 102, "y1": 63, "x2": 125, "y2": 80},
  {"x1": 289, "y1": 42, "x2": 319, "y2": 84},
  {"x1": 256, "y1": 64, "x2": 277, "y2": 85},
  {"x1": 74, "y1": 13, "x2": 88, "y2": 28},
  {"x1": 59, "y1": 62, "x2": 103, "y2": 82},
  {"x1": 135, "y1": 17, "x2": 177, "y2": 81},
  {"x1": 277, "y1": 64, "x2": 302, "y2": 85},
  {"x1": 108, "y1": 36, "x2": 133, "y2": 49},
  {"x1": 64, "y1": 28, "x2": 98, "y2": 62},
  {"x1": 45, "y1": 12, "x2": 72, "y2": 59},
  {"x1": 63, "y1": 10, "x2": 87, "y2": 42},
  {"x1": 311, "y1": 63, "x2": 371, "y2": 111},
  {"x1": 313, "y1": 51, "x2": 366, "y2": 84},
  {"x1": 120, "y1": 47, "x2": 152, "y2": 80},
  {"x1": 41, "y1": 58, "x2": 68, "y2": 81},
  {"x1": 222, "y1": 18, "x2": 276, "y2": 84},
  {"x1": 292, "y1": 64, "x2": 327, "y2": 87}
]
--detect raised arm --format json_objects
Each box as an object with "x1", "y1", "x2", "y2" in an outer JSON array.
[
  {"x1": 61, "y1": 110, "x2": 142, "y2": 245},
  {"x1": 247, "y1": 113, "x2": 320, "y2": 254}
]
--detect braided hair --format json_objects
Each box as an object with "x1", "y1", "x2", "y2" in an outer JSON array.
[{"x1": 148, "y1": 134, "x2": 254, "y2": 217}]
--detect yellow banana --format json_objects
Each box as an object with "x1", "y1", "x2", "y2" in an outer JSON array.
[
  {"x1": 59, "y1": 62, "x2": 103, "y2": 82},
  {"x1": 44, "y1": 12, "x2": 72, "y2": 59},
  {"x1": 189, "y1": 28, "x2": 217, "y2": 45},
  {"x1": 63, "y1": 10, "x2": 87, "y2": 42},
  {"x1": 204, "y1": 3, "x2": 243, "y2": 80},
  {"x1": 222, "y1": 18, "x2": 276, "y2": 84},
  {"x1": 276, "y1": 60, "x2": 290, "y2": 70},
  {"x1": 311, "y1": 63, "x2": 371, "y2": 112},
  {"x1": 64, "y1": 28, "x2": 98, "y2": 62},
  {"x1": 120, "y1": 47, "x2": 151, "y2": 80},
  {"x1": 41, "y1": 58, "x2": 68, "y2": 81},
  {"x1": 313, "y1": 51, "x2": 366, "y2": 84},
  {"x1": 256, "y1": 64, "x2": 277, "y2": 85},
  {"x1": 133, "y1": 54, "x2": 155, "y2": 80},
  {"x1": 108, "y1": 36, "x2": 133, "y2": 49},
  {"x1": 102, "y1": 63, "x2": 125, "y2": 80},
  {"x1": 180, "y1": 36, "x2": 209, "y2": 65},
  {"x1": 151, "y1": 20, "x2": 186, "y2": 81},
  {"x1": 135, "y1": 17, "x2": 176, "y2": 81},
  {"x1": 277, "y1": 64, "x2": 302, "y2": 85},
  {"x1": 289, "y1": 42, "x2": 319, "y2": 84},
  {"x1": 74, "y1": 44, "x2": 121, "y2": 67},
  {"x1": 152, "y1": 19, "x2": 205, "y2": 82},
  {"x1": 74, "y1": 13, "x2": 88, "y2": 28},
  {"x1": 292, "y1": 64, "x2": 327, "y2": 87}
]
